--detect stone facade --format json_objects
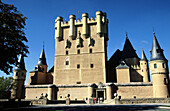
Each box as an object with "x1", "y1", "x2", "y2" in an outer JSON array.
[{"x1": 11, "y1": 11, "x2": 170, "y2": 102}]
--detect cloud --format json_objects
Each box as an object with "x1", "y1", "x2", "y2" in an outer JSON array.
[{"x1": 141, "y1": 40, "x2": 149, "y2": 44}]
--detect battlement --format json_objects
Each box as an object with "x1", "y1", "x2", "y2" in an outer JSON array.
[{"x1": 55, "y1": 11, "x2": 108, "y2": 40}]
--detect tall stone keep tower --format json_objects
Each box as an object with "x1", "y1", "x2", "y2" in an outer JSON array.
[
  {"x1": 54, "y1": 11, "x2": 108, "y2": 84},
  {"x1": 140, "y1": 49, "x2": 150, "y2": 82},
  {"x1": 11, "y1": 54, "x2": 27, "y2": 99},
  {"x1": 149, "y1": 32, "x2": 169, "y2": 98}
]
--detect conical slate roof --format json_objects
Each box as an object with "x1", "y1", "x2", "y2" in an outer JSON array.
[
  {"x1": 122, "y1": 34, "x2": 138, "y2": 58},
  {"x1": 150, "y1": 32, "x2": 167, "y2": 61},
  {"x1": 140, "y1": 49, "x2": 148, "y2": 61},
  {"x1": 14, "y1": 54, "x2": 26, "y2": 71},
  {"x1": 37, "y1": 48, "x2": 47, "y2": 65}
]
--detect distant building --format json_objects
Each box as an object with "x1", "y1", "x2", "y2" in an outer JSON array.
[{"x1": 11, "y1": 11, "x2": 169, "y2": 101}]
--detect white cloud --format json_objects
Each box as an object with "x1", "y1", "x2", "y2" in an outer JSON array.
[{"x1": 141, "y1": 40, "x2": 149, "y2": 44}]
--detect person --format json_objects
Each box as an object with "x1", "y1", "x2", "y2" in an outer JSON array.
[{"x1": 94, "y1": 98, "x2": 97, "y2": 104}]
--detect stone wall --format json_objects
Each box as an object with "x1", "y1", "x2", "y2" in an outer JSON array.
[
  {"x1": 25, "y1": 85, "x2": 49, "y2": 100},
  {"x1": 115, "y1": 82, "x2": 153, "y2": 99},
  {"x1": 57, "y1": 87, "x2": 88, "y2": 101},
  {"x1": 121, "y1": 98, "x2": 170, "y2": 104}
]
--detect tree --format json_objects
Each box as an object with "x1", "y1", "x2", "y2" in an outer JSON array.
[
  {"x1": 0, "y1": 76, "x2": 13, "y2": 98},
  {"x1": 0, "y1": 1, "x2": 29, "y2": 74}
]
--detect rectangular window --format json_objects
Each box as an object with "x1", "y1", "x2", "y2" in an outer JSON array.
[
  {"x1": 90, "y1": 64, "x2": 94, "y2": 68},
  {"x1": 77, "y1": 49, "x2": 80, "y2": 54},
  {"x1": 164, "y1": 78, "x2": 168, "y2": 85},
  {"x1": 66, "y1": 61, "x2": 69, "y2": 65},
  {"x1": 76, "y1": 81, "x2": 81, "y2": 84},
  {"x1": 154, "y1": 64, "x2": 157, "y2": 68},
  {"x1": 77, "y1": 64, "x2": 80, "y2": 69},
  {"x1": 89, "y1": 48, "x2": 92, "y2": 53},
  {"x1": 162, "y1": 63, "x2": 166, "y2": 68},
  {"x1": 66, "y1": 50, "x2": 68, "y2": 55}
]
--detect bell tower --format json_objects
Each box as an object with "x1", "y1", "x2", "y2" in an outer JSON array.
[{"x1": 149, "y1": 32, "x2": 169, "y2": 98}]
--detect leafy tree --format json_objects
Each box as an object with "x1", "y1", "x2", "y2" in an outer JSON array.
[
  {"x1": 0, "y1": 0, "x2": 29, "y2": 74},
  {"x1": 0, "y1": 76, "x2": 13, "y2": 91},
  {"x1": 0, "y1": 76, "x2": 13, "y2": 98}
]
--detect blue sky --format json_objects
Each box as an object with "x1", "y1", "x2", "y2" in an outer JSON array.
[{"x1": 1, "y1": 0, "x2": 170, "y2": 84}]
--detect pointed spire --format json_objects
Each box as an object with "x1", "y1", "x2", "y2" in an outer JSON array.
[
  {"x1": 141, "y1": 49, "x2": 148, "y2": 61},
  {"x1": 37, "y1": 45, "x2": 47, "y2": 65},
  {"x1": 122, "y1": 34, "x2": 138, "y2": 58},
  {"x1": 14, "y1": 54, "x2": 26, "y2": 71},
  {"x1": 150, "y1": 32, "x2": 167, "y2": 61},
  {"x1": 126, "y1": 32, "x2": 128, "y2": 38}
]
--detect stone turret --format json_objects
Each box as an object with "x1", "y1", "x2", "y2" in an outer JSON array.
[
  {"x1": 69, "y1": 15, "x2": 76, "y2": 39},
  {"x1": 54, "y1": 11, "x2": 109, "y2": 42},
  {"x1": 140, "y1": 49, "x2": 150, "y2": 82},
  {"x1": 55, "y1": 17, "x2": 63, "y2": 41},
  {"x1": 11, "y1": 54, "x2": 27, "y2": 99},
  {"x1": 82, "y1": 13, "x2": 89, "y2": 38},
  {"x1": 149, "y1": 32, "x2": 169, "y2": 98}
]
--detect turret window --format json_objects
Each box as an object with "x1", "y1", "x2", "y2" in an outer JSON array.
[
  {"x1": 16, "y1": 72, "x2": 18, "y2": 76},
  {"x1": 154, "y1": 64, "x2": 157, "y2": 68},
  {"x1": 162, "y1": 63, "x2": 166, "y2": 68},
  {"x1": 22, "y1": 73, "x2": 24, "y2": 76},
  {"x1": 164, "y1": 78, "x2": 168, "y2": 85}
]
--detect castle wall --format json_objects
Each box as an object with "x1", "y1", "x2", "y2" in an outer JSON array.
[
  {"x1": 57, "y1": 87, "x2": 88, "y2": 101},
  {"x1": 25, "y1": 86, "x2": 49, "y2": 100},
  {"x1": 116, "y1": 83, "x2": 153, "y2": 99}
]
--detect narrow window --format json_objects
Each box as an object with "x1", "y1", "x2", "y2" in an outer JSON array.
[
  {"x1": 22, "y1": 73, "x2": 24, "y2": 76},
  {"x1": 77, "y1": 64, "x2": 80, "y2": 69},
  {"x1": 142, "y1": 70, "x2": 143, "y2": 72},
  {"x1": 89, "y1": 48, "x2": 92, "y2": 53},
  {"x1": 162, "y1": 63, "x2": 166, "y2": 68},
  {"x1": 66, "y1": 50, "x2": 68, "y2": 55},
  {"x1": 16, "y1": 72, "x2": 18, "y2": 76},
  {"x1": 154, "y1": 64, "x2": 157, "y2": 68},
  {"x1": 164, "y1": 78, "x2": 168, "y2": 85},
  {"x1": 66, "y1": 61, "x2": 69, "y2": 65},
  {"x1": 90, "y1": 64, "x2": 94, "y2": 68},
  {"x1": 77, "y1": 49, "x2": 80, "y2": 54}
]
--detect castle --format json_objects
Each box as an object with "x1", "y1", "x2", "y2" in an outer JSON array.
[{"x1": 11, "y1": 11, "x2": 170, "y2": 101}]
